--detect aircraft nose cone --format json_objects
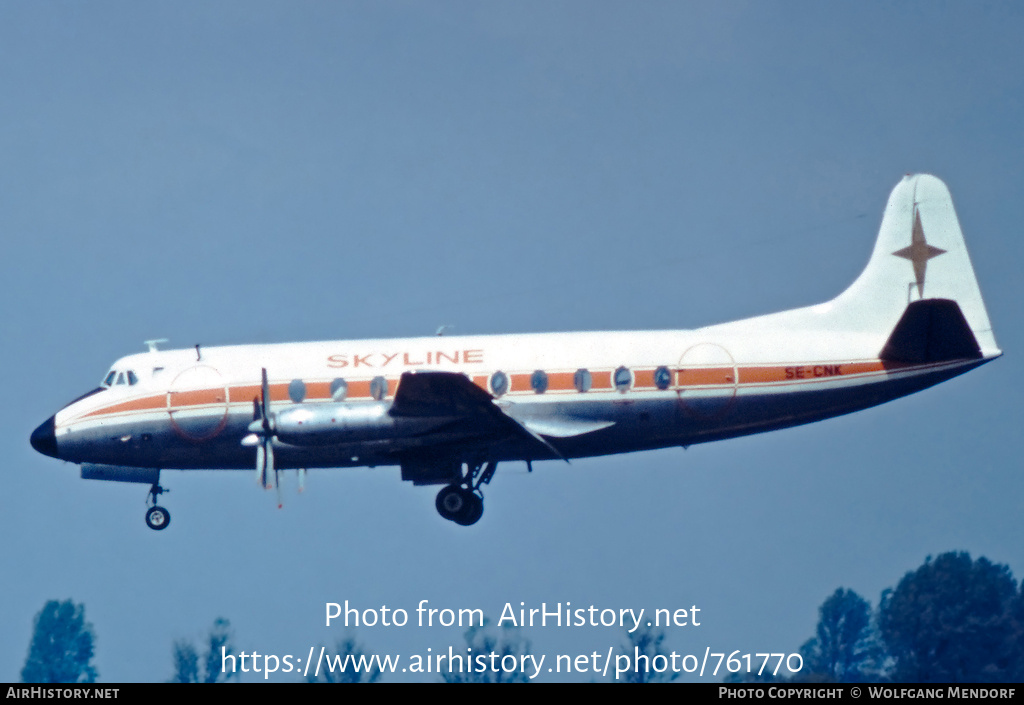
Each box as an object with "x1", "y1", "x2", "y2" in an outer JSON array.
[{"x1": 30, "y1": 416, "x2": 58, "y2": 458}]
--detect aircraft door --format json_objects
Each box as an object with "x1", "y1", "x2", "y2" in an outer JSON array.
[
  {"x1": 167, "y1": 365, "x2": 230, "y2": 440},
  {"x1": 676, "y1": 343, "x2": 737, "y2": 420}
]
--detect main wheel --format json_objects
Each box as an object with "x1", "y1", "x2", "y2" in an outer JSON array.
[
  {"x1": 435, "y1": 485, "x2": 467, "y2": 521},
  {"x1": 454, "y1": 492, "x2": 484, "y2": 526},
  {"x1": 146, "y1": 505, "x2": 171, "y2": 531}
]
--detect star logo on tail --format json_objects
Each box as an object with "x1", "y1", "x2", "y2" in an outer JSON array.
[{"x1": 892, "y1": 209, "x2": 946, "y2": 296}]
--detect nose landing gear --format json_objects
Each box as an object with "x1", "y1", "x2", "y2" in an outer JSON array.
[{"x1": 145, "y1": 482, "x2": 171, "y2": 531}]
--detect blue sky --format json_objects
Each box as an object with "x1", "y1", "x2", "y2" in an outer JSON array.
[{"x1": 3, "y1": 2, "x2": 1022, "y2": 682}]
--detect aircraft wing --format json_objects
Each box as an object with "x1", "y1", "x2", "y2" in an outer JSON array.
[
  {"x1": 390, "y1": 371, "x2": 569, "y2": 461},
  {"x1": 391, "y1": 370, "x2": 498, "y2": 418}
]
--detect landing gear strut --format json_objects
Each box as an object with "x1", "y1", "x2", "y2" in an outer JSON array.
[
  {"x1": 145, "y1": 482, "x2": 171, "y2": 531},
  {"x1": 435, "y1": 460, "x2": 496, "y2": 526}
]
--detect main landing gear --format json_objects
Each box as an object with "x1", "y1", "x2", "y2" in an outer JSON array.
[
  {"x1": 435, "y1": 460, "x2": 497, "y2": 526},
  {"x1": 436, "y1": 486, "x2": 483, "y2": 526},
  {"x1": 145, "y1": 482, "x2": 171, "y2": 531}
]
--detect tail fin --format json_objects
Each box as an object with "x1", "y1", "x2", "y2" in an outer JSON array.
[{"x1": 831, "y1": 174, "x2": 1000, "y2": 359}]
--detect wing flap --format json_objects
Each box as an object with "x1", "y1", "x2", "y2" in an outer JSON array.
[{"x1": 519, "y1": 417, "x2": 615, "y2": 438}]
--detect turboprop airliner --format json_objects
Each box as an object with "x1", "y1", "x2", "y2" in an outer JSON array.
[{"x1": 30, "y1": 175, "x2": 1000, "y2": 530}]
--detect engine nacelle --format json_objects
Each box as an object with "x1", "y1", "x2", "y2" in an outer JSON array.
[{"x1": 274, "y1": 402, "x2": 449, "y2": 446}]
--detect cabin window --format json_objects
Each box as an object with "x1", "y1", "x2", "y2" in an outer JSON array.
[
  {"x1": 330, "y1": 378, "x2": 348, "y2": 401},
  {"x1": 370, "y1": 376, "x2": 388, "y2": 401},
  {"x1": 288, "y1": 379, "x2": 306, "y2": 403},
  {"x1": 490, "y1": 371, "x2": 509, "y2": 397},
  {"x1": 654, "y1": 366, "x2": 671, "y2": 390},
  {"x1": 127, "y1": 370, "x2": 139, "y2": 386},
  {"x1": 531, "y1": 370, "x2": 548, "y2": 394},
  {"x1": 574, "y1": 368, "x2": 592, "y2": 393},
  {"x1": 614, "y1": 366, "x2": 632, "y2": 392}
]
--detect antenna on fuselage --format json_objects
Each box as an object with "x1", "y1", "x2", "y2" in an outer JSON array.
[{"x1": 144, "y1": 339, "x2": 169, "y2": 352}]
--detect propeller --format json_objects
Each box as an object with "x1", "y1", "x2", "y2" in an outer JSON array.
[{"x1": 242, "y1": 368, "x2": 283, "y2": 508}]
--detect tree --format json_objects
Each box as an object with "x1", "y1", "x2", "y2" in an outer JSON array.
[
  {"x1": 1007, "y1": 584, "x2": 1024, "y2": 682},
  {"x1": 800, "y1": 588, "x2": 883, "y2": 682},
  {"x1": 170, "y1": 618, "x2": 237, "y2": 683},
  {"x1": 617, "y1": 624, "x2": 678, "y2": 683},
  {"x1": 21, "y1": 600, "x2": 97, "y2": 683},
  {"x1": 879, "y1": 552, "x2": 1020, "y2": 682},
  {"x1": 441, "y1": 619, "x2": 531, "y2": 683},
  {"x1": 306, "y1": 633, "x2": 382, "y2": 683}
]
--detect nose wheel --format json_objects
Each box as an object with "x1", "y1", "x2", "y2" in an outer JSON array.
[
  {"x1": 145, "y1": 505, "x2": 171, "y2": 530},
  {"x1": 145, "y1": 482, "x2": 171, "y2": 531}
]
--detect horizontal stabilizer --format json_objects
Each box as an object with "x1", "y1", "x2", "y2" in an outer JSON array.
[{"x1": 880, "y1": 299, "x2": 982, "y2": 364}]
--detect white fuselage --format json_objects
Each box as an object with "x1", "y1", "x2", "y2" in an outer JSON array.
[{"x1": 44, "y1": 323, "x2": 991, "y2": 472}]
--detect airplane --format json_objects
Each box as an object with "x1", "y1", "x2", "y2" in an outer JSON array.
[{"x1": 30, "y1": 174, "x2": 1000, "y2": 530}]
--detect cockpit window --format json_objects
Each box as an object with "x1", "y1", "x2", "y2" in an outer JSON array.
[{"x1": 101, "y1": 369, "x2": 141, "y2": 388}]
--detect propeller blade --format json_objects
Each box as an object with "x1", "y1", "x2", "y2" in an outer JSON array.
[
  {"x1": 266, "y1": 441, "x2": 275, "y2": 490},
  {"x1": 298, "y1": 468, "x2": 306, "y2": 493},
  {"x1": 256, "y1": 444, "x2": 266, "y2": 487},
  {"x1": 261, "y1": 368, "x2": 271, "y2": 434},
  {"x1": 248, "y1": 368, "x2": 280, "y2": 498},
  {"x1": 275, "y1": 464, "x2": 283, "y2": 509},
  {"x1": 255, "y1": 436, "x2": 274, "y2": 490}
]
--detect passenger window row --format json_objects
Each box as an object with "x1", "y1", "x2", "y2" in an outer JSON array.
[
  {"x1": 284, "y1": 366, "x2": 673, "y2": 403},
  {"x1": 491, "y1": 365, "x2": 672, "y2": 397}
]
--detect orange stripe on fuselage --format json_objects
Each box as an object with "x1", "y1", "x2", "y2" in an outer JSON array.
[
  {"x1": 590, "y1": 370, "x2": 612, "y2": 390},
  {"x1": 738, "y1": 361, "x2": 902, "y2": 385},
  {"x1": 82, "y1": 394, "x2": 166, "y2": 418},
  {"x1": 230, "y1": 385, "x2": 261, "y2": 403},
  {"x1": 168, "y1": 388, "x2": 226, "y2": 407},
  {"x1": 632, "y1": 369, "x2": 656, "y2": 389},
  {"x1": 74, "y1": 360, "x2": 929, "y2": 424},
  {"x1": 305, "y1": 381, "x2": 332, "y2": 400},
  {"x1": 546, "y1": 372, "x2": 575, "y2": 392},
  {"x1": 678, "y1": 366, "x2": 734, "y2": 386}
]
